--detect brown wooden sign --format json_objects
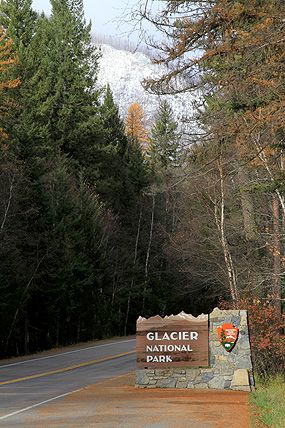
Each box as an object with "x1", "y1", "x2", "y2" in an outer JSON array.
[{"x1": 137, "y1": 312, "x2": 209, "y2": 368}]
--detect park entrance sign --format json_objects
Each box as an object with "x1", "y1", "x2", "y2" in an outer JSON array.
[
  {"x1": 137, "y1": 312, "x2": 208, "y2": 368},
  {"x1": 136, "y1": 308, "x2": 255, "y2": 391}
]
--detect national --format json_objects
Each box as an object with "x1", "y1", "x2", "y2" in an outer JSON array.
[{"x1": 146, "y1": 344, "x2": 193, "y2": 352}]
